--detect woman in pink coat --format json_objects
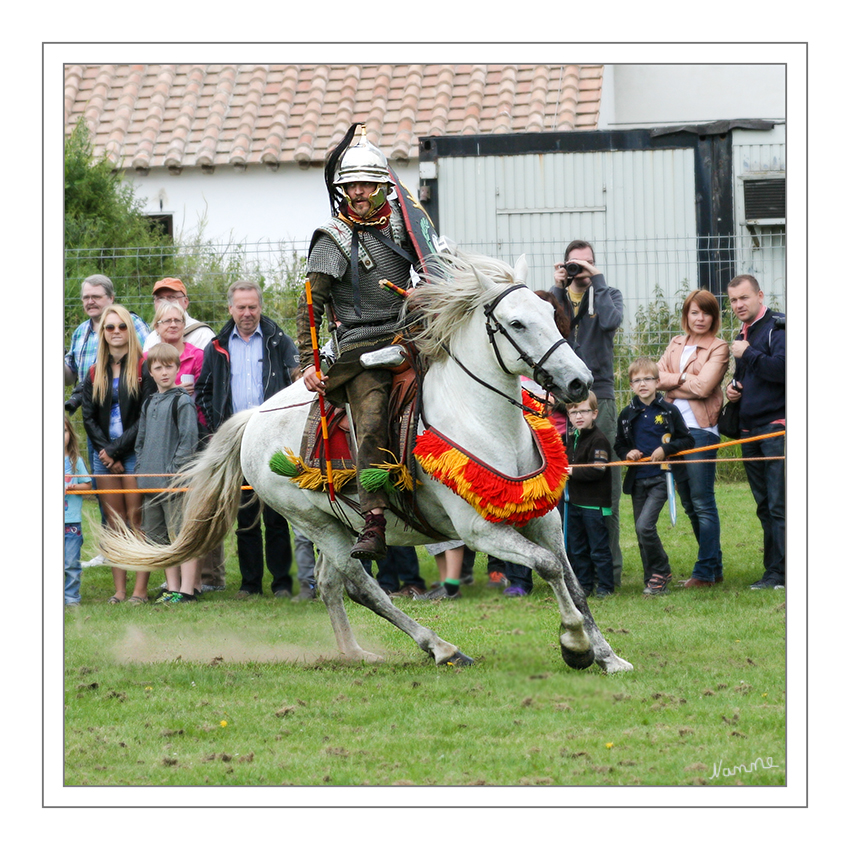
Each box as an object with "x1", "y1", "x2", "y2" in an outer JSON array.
[{"x1": 657, "y1": 290, "x2": 730, "y2": 587}]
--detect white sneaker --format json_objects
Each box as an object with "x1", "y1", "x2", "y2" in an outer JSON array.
[{"x1": 81, "y1": 554, "x2": 106, "y2": 568}]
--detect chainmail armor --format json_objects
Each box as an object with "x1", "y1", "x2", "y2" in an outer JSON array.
[{"x1": 306, "y1": 201, "x2": 414, "y2": 355}]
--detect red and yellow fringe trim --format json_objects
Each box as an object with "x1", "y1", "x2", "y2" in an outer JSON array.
[{"x1": 413, "y1": 393, "x2": 567, "y2": 526}]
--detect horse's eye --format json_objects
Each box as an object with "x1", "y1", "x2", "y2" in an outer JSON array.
[{"x1": 509, "y1": 320, "x2": 525, "y2": 330}]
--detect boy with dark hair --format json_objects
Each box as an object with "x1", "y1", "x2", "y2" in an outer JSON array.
[
  {"x1": 136, "y1": 343, "x2": 200, "y2": 603},
  {"x1": 614, "y1": 357, "x2": 694, "y2": 595},
  {"x1": 565, "y1": 391, "x2": 615, "y2": 598}
]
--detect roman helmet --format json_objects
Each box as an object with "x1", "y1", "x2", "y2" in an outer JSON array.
[{"x1": 325, "y1": 124, "x2": 392, "y2": 218}]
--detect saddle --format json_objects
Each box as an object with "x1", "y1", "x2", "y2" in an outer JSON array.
[{"x1": 275, "y1": 341, "x2": 448, "y2": 539}]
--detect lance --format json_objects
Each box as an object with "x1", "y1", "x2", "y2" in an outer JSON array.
[{"x1": 304, "y1": 278, "x2": 336, "y2": 502}]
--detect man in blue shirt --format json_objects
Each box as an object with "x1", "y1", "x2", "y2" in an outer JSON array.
[{"x1": 197, "y1": 281, "x2": 300, "y2": 599}]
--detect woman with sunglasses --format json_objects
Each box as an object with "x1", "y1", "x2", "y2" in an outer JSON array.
[{"x1": 82, "y1": 304, "x2": 156, "y2": 603}]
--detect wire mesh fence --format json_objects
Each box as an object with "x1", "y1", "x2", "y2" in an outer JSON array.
[{"x1": 64, "y1": 232, "x2": 784, "y2": 482}]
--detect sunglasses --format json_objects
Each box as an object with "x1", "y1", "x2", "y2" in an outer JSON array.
[{"x1": 104, "y1": 323, "x2": 128, "y2": 331}]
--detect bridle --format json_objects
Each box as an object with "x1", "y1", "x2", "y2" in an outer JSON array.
[{"x1": 440, "y1": 283, "x2": 573, "y2": 415}]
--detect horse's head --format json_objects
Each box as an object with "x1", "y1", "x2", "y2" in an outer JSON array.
[
  {"x1": 409, "y1": 250, "x2": 592, "y2": 404},
  {"x1": 478, "y1": 261, "x2": 593, "y2": 404}
]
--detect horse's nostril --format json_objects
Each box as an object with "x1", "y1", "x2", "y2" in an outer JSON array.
[{"x1": 567, "y1": 378, "x2": 588, "y2": 398}]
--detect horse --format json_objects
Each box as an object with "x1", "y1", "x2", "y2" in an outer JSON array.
[{"x1": 98, "y1": 251, "x2": 633, "y2": 674}]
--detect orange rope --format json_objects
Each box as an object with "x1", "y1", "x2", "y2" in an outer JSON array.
[{"x1": 76, "y1": 432, "x2": 785, "y2": 493}]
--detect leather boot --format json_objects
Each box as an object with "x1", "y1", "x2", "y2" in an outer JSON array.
[{"x1": 350, "y1": 512, "x2": 387, "y2": 561}]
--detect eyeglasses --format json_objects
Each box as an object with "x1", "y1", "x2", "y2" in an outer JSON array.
[
  {"x1": 568, "y1": 409, "x2": 594, "y2": 416},
  {"x1": 82, "y1": 295, "x2": 107, "y2": 302},
  {"x1": 104, "y1": 323, "x2": 128, "y2": 331},
  {"x1": 630, "y1": 377, "x2": 657, "y2": 385},
  {"x1": 154, "y1": 294, "x2": 184, "y2": 303},
  {"x1": 157, "y1": 318, "x2": 184, "y2": 325}
]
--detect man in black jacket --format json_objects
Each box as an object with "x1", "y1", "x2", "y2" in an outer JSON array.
[
  {"x1": 725, "y1": 275, "x2": 786, "y2": 590},
  {"x1": 196, "y1": 281, "x2": 300, "y2": 598}
]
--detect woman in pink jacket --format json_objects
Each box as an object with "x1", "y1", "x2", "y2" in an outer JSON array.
[{"x1": 657, "y1": 290, "x2": 730, "y2": 588}]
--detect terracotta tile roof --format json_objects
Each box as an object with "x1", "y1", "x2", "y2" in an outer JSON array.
[{"x1": 64, "y1": 64, "x2": 603, "y2": 171}]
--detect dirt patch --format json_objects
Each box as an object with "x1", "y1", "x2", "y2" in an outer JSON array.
[{"x1": 110, "y1": 625, "x2": 350, "y2": 665}]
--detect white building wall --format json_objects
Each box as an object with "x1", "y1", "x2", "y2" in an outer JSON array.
[
  {"x1": 599, "y1": 65, "x2": 786, "y2": 128},
  {"x1": 126, "y1": 162, "x2": 422, "y2": 248}
]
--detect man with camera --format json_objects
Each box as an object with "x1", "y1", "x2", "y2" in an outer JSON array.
[{"x1": 551, "y1": 240, "x2": 624, "y2": 585}]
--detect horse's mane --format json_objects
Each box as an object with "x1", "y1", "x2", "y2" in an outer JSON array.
[{"x1": 405, "y1": 250, "x2": 521, "y2": 360}]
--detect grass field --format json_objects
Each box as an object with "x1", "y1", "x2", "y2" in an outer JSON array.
[{"x1": 61, "y1": 482, "x2": 786, "y2": 788}]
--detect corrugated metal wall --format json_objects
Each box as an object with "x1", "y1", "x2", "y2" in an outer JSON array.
[
  {"x1": 733, "y1": 127, "x2": 786, "y2": 302},
  {"x1": 436, "y1": 148, "x2": 699, "y2": 327}
]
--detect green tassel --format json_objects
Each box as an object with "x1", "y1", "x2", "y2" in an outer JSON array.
[
  {"x1": 359, "y1": 467, "x2": 391, "y2": 492},
  {"x1": 269, "y1": 450, "x2": 300, "y2": 478}
]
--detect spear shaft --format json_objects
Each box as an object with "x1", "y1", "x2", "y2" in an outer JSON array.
[{"x1": 304, "y1": 278, "x2": 336, "y2": 502}]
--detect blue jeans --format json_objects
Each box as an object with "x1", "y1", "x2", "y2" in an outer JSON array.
[
  {"x1": 567, "y1": 506, "x2": 614, "y2": 594},
  {"x1": 65, "y1": 523, "x2": 83, "y2": 604},
  {"x1": 292, "y1": 527, "x2": 316, "y2": 589},
  {"x1": 741, "y1": 424, "x2": 785, "y2": 583},
  {"x1": 375, "y1": 546, "x2": 425, "y2": 593},
  {"x1": 676, "y1": 428, "x2": 723, "y2": 581},
  {"x1": 630, "y1": 475, "x2": 671, "y2": 584}
]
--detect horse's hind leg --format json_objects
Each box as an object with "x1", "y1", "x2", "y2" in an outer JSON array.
[{"x1": 313, "y1": 527, "x2": 472, "y2": 666}]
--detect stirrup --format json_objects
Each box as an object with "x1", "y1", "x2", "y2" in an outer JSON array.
[{"x1": 359, "y1": 345, "x2": 407, "y2": 369}]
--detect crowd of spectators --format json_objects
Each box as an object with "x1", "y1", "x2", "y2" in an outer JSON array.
[{"x1": 63, "y1": 253, "x2": 785, "y2": 607}]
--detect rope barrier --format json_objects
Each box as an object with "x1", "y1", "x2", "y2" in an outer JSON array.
[{"x1": 72, "y1": 430, "x2": 785, "y2": 495}]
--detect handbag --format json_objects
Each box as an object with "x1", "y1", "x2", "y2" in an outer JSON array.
[{"x1": 717, "y1": 400, "x2": 740, "y2": 439}]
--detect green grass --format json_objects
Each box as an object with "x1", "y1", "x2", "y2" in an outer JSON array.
[{"x1": 63, "y1": 483, "x2": 785, "y2": 786}]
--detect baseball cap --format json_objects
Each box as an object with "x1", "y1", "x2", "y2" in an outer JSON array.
[{"x1": 152, "y1": 277, "x2": 186, "y2": 295}]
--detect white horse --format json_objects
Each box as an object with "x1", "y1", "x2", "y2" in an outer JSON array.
[{"x1": 99, "y1": 251, "x2": 632, "y2": 673}]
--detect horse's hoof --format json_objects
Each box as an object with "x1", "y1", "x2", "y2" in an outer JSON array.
[
  {"x1": 596, "y1": 655, "x2": 634, "y2": 674},
  {"x1": 439, "y1": 651, "x2": 474, "y2": 668},
  {"x1": 560, "y1": 645, "x2": 596, "y2": 670}
]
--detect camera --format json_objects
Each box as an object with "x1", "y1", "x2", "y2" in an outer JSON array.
[{"x1": 564, "y1": 261, "x2": 582, "y2": 278}]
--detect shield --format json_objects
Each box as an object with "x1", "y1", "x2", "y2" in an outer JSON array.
[{"x1": 388, "y1": 165, "x2": 446, "y2": 279}]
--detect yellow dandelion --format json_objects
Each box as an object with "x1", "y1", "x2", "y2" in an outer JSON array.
[
  {"x1": 220, "y1": 720, "x2": 228, "y2": 728},
  {"x1": 606, "y1": 742, "x2": 614, "y2": 749},
  {"x1": 145, "y1": 686, "x2": 152, "y2": 691}
]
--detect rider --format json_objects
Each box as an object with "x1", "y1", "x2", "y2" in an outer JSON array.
[{"x1": 298, "y1": 124, "x2": 417, "y2": 561}]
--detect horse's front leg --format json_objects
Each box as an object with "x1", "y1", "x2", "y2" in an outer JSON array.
[
  {"x1": 524, "y1": 513, "x2": 634, "y2": 674},
  {"x1": 463, "y1": 519, "x2": 594, "y2": 670}
]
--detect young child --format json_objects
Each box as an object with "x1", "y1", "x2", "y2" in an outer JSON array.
[
  {"x1": 65, "y1": 414, "x2": 92, "y2": 606},
  {"x1": 614, "y1": 357, "x2": 694, "y2": 595},
  {"x1": 135, "y1": 343, "x2": 200, "y2": 603},
  {"x1": 565, "y1": 392, "x2": 615, "y2": 598}
]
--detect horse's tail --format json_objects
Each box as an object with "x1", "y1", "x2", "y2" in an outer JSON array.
[{"x1": 96, "y1": 409, "x2": 255, "y2": 571}]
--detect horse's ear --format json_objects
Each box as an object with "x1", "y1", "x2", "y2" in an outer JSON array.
[
  {"x1": 513, "y1": 254, "x2": 529, "y2": 284},
  {"x1": 472, "y1": 265, "x2": 498, "y2": 293}
]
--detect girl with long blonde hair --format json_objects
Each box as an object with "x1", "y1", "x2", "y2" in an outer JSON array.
[{"x1": 82, "y1": 304, "x2": 156, "y2": 603}]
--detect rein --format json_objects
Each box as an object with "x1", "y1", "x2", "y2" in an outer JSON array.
[
  {"x1": 438, "y1": 283, "x2": 564, "y2": 416},
  {"x1": 482, "y1": 284, "x2": 571, "y2": 394}
]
